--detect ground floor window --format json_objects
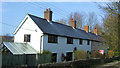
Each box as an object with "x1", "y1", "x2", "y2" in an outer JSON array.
[
  {"x1": 66, "y1": 52, "x2": 73, "y2": 61},
  {"x1": 52, "y1": 53, "x2": 57, "y2": 62}
]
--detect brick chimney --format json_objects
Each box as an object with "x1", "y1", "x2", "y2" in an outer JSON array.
[
  {"x1": 44, "y1": 8, "x2": 52, "y2": 21},
  {"x1": 69, "y1": 18, "x2": 76, "y2": 28},
  {"x1": 94, "y1": 27, "x2": 98, "y2": 35},
  {"x1": 84, "y1": 25, "x2": 89, "y2": 32}
]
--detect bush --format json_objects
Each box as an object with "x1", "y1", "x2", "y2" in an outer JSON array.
[
  {"x1": 74, "y1": 50, "x2": 88, "y2": 60},
  {"x1": 42, "y1": 50, "x2": 52, "y2": 54},
  {"x1": 114, "y1": 51, "x2": 119, "y2": 57},
  {"x1": 107, "y1": 50, "x2": 114, "y2": 58},
  {"x1": 91, "y1": 51, "x2": 104, "y2": 59}
]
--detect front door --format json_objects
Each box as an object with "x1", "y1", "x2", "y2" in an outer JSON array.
[
  {"x1": 52, "y1": 53, "x2": 57, "y2": 62},
  {"x1": 66, "y1": 52, "x2": 73, "y2": 61}
]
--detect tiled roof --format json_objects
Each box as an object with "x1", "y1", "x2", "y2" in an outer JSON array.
[{"x1": 29, "y1": 14, "x2": 101, "y2": 41}]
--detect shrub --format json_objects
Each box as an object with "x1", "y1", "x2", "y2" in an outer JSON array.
[
  {"x1": 74, "y1": 50, "x2": 88, "y2": 60},
  {"x1": 114, "y1": 51, "x2": 119, "y2": 57},
  {"x1": 42, "y1": 50, "x2": 52, "y2": 54},
  {"x1": 91, "y1": 51, "x2": 104, "y2": 59},
  {"x1": 107, "y1": 50, "x2": 114, "y2": 58}
]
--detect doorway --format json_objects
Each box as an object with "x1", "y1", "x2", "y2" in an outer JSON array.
[
  {"x1": 52, "y1": 53, "x2": 57, "y2": 62},
  {"x1": 66, "y1": 52, "x2": 73, "y2": 61}
]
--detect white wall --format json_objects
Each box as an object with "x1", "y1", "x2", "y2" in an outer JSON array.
[
  {"x1": 14, "y1": 15, "x2": 43, "y2": 52},
  {"x1": 14, "y1": 15, "x2": 91, "y2": 62},
  {"x1": 43, "y1": 35, "x2": 91, "y2": 62}
]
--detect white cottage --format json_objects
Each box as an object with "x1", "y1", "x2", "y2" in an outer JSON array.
[{"x1": 14, "y1": 8, "x2": 102, "y2": 62}]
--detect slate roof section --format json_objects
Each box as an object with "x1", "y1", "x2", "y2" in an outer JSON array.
[
  {"x1": 28, "y1": 14, "x2": 101, "y2": 41},
  {"x1": 2, "y1": 42, "x2": 37, "y2": 55},
  {"x1": 88, "y1": 32, "x2": 102, "y2": 41}
]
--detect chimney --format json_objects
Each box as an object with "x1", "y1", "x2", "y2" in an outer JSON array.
[
  {"x1": 44, "y1": 8, "x2": 52, "y2": 21},
  {"x1": 94, "y1": 27, "x2": 98, "y2": 35},
  {"x1": 69, "y1": 18, "x2": 76, "y2": 28},
  {"x1": 84, "y1": 24, "x2": 89, "y2": 32}
]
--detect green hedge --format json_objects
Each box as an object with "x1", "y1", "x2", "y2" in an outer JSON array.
[{"x1": 74, "y1": 50, "x2": 88, "y2": 60}]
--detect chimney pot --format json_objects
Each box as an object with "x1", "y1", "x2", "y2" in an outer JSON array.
[
  {"x1": 44, "y1": 8, "x2": 52, "y2": 21},
  {"x1": 70, "y1": 18, "x2": 76, "y2": 28},
  {"x1": 71, "y1": 18, "x2": 73, "y2": 21},
  {"x1": 49, "y1": 8, "x2": 51, "y2": 11},
  {"x1": 94, "y1": 27, "x2": 98, "y2": 35}
]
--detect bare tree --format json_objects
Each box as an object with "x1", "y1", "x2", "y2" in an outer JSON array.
[
  {"x1": 68, "y1": 12, "x2": 85, "y2": 29},
  {"x1": 87, "y1": 12, "x2": 98, "y2": 32}
]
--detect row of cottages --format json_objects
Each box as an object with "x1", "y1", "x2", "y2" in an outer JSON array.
[{"x1": 12, "y1": 8, "x2": 106, "y2": 62}]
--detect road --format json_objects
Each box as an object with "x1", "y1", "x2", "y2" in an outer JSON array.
[{"x1": 97, "y1": 61, "x2": 120, "y2": 68}]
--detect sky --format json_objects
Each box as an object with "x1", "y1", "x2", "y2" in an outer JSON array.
[{"x1": 0, "y1": 1, "x2": 112, "y2": 36}]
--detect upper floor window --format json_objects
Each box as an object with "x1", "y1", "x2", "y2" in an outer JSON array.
[
  {"x1": 24, "y1": 34, "x2": 31, "y2": 42},
  {"x1": 48, "y1": 34, "x2": 58, "y2": 43},
  {"x1": 79, "y1": 39, "x2": 83, "y2": 45},
  {"x1": 67, "y1": 37, "x2": 73, "y2": 44},
  {"x1": 87, "y1": 40, "x2": 90, "y2": 45}
]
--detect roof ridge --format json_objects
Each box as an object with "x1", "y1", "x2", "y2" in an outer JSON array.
[
  {"x1": 28, "y1": 13, "x2": 85, "y2": 31},
  {"x1": 27, "y1": 13, "x2": 46, "y2": 20}
]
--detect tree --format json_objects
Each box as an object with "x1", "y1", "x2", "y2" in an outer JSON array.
[
  {"x1": 100, "y1": 2, "x2": 119, "y2": 52},
  {"x1": 56, "y1": 12, "x2": 85, "y2": 29},
  {"x1": 87, "y1": 12, "x2": 98, "y2": 32},
  {"x1": 68, "y1": 12, "x2": 85, "y2": 29},
  {"x1": 95, "y1": 24, "x2": 103, "y2": 35},
  {"x1": 56, "y1": 19, "x2": 67, "y2": 25}
]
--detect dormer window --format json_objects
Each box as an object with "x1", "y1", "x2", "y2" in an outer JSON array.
[{"x1": 24, "y1": 34, "x2": 31, "y2": 42}]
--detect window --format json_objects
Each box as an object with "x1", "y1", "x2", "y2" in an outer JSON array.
[
  {"x1": 87, "y1": 40, "x2": 90, "y2": 45},
  {"x1": 24, "y1": 34, "x2": 31, "y2": 42},
  {"x1": 79, "y1": 39, "x2": 83, "y2": 45},
  {"x1": 67, "y1": 37, "x2": 73, "y2": 44},
  {"x1": 48, "y1": 34, "x2": 58, "y2": 43}
]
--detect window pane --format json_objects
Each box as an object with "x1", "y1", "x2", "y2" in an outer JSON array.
[
  {"x1": 48, "y1": 34, "x2": 58, "y2": 43},
  {"x1": 24, "y1": 34, "x2": 31, "y2": 42},
  {"x1": 79, "y1": 39, "x2": 82, "y2": 45},
  {"x1": 87, "y1": 40, "x2": 90, "y2": 45},
  {"x1": 28, "y1": 35, "x2": 30, "y2": 42},
  {"x1": 67, "y1": 37, "x2": 73, "y2": 44}
]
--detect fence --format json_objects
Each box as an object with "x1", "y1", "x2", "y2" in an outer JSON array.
[
  {"x1": 1, "y1": 53, "x2": 120, "y2": 68},
  {"x1": 2, "y1": 53, "x2": 26, "y2": 66},
  {"x1": 38, "y1": 56, "x2": 120, "y2": 68},
  {"x1": 0, "y1": 53, "x2": 2, "y2": 68},
  {"x1": 38, "y1": 59, "x2": 102, "y2": 68},
  {"x1": 1, "y1": 53, "x2": 52, "y2": 67},
  {"x1": 37, "y1": 54, "x2": 52, "y2": 64}
]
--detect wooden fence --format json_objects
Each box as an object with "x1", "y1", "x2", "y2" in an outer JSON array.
[
  {"x1": 0, "y1": 53, "x2": 2, "y2": 68},
  {"x1": 1, "y1": 53, "x2": 52, "y2": 67}
]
